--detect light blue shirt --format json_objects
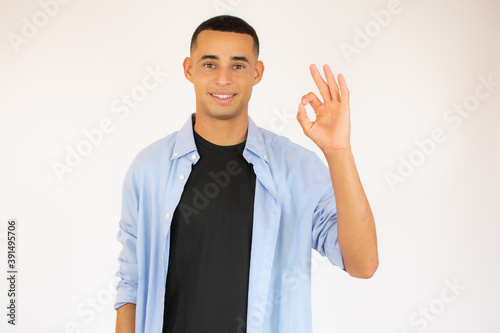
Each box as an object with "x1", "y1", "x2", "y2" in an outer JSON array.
[{"x1": 114, "y1": 113, "x2": 345, "y2": 332}]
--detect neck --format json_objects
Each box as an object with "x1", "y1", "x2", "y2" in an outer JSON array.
[{"x1": 194, "y1": 111, "x2": 248, "y2": 146}]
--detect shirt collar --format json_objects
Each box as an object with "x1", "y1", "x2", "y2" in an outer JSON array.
[
  {"x1": 170, "y1": 113, "x2": 197, "y2": 160},
  {"x1": 171, "y1": 113, "x2": 269, "y2": 164},
  {"x1": 245, "y1": 115, "x2": 269, "y2": 163}
]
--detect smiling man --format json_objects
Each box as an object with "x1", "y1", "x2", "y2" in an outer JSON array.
[
  {"x1": 114, "y1": 15, "x2": 378, "y2": 333},
  {"x1": 187, "y1": 28, "x2": 264, "y2": 145}
]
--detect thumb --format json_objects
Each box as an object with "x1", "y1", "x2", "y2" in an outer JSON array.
[{"x1": 297, "y1": 103, "x2": 313, "y2": 136}]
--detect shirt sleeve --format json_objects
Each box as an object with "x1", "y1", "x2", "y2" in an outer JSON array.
[
  {"x1": 311, "y1": 186, "x2": 346, "y2": 271},
  {"x1": 114, "y1": 157, "x2": 142, "y2": 310}
]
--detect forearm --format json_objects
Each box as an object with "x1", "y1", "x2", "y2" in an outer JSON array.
[
  {"x1": 324, "y1": 148, "x2": 378, "y2": 278},
  {"x1": 116, "y1": 303, "x2": 136, "y2": 333}
]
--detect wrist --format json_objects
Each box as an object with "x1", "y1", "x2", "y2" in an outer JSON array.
[{"x1": 322, "y1": 145, "x2": 353, "y2": 159}]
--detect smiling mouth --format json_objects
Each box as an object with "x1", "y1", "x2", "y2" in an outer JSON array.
[
  {"x1": 210, "y1": 93, "x2": 236, "y2": 99},
  {"x1": 210, "y1": 93, "x2": 236, "y2": 104}
]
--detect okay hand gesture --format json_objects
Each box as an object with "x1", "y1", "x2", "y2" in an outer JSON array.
[{"x1": 297, "y1": 64, "x2": 351, "y2": 153}]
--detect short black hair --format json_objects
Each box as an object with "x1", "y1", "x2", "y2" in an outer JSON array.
[{"x1": 190, "y1": 15, "x2": 259, "y2": 57}]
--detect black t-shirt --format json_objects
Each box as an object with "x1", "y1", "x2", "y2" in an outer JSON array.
[{"x1": 163, "y1": 130, "x2": 256, "y2": 333}]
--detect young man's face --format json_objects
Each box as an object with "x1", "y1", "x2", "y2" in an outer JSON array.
[{"x1": 183, "y1": 30, "x2": 264, "y2": 121}]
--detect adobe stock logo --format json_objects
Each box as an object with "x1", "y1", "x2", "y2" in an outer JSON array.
[
  {"x1": 7, "y1": 0, "x2": 73, "y2": 54},
  {"x1": 340, "y1": 0, "x2": 404, "y2": 63},
  {"x1": 385, "y1": 74, "x2": 499, "y2": 191},
  {"x1": 400, "y1": 278, "x2": 466, "y2": 333},
  {"x1": 51, "y1": 65, "x2": 169, "y2": 182}
]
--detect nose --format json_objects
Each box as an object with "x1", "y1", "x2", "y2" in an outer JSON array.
[{"x1": 215, "y1": 67, "x2": 231, "y2": 86}]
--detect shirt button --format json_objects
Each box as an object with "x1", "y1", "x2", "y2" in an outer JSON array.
[
  {"x1": 165, "y1": 213, "x2": 170, "y2": 219},
  {"x1": 191, "y1": 154, "x2": 197, "y2": 159},
  {"x1": 173, "y1": 152, "x2": 178, "y2": 157},
  {"x1": 161, "y1": 297, "x2": 164, "y2": 302},
  {"x1": 179, "y1": 174, "x2": 184, "y2": 180},
  {"x1": 263, "y1": 155, "x2": 268, "y2": 160}
]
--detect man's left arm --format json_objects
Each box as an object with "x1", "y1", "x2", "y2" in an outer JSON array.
[{"x1": 297, "y1": 64, "x2": 378, "y2": 278}]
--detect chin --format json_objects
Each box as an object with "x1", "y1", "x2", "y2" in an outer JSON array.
[{"x1": 205, "y1": 108, "x2": 244, "y2": 120}]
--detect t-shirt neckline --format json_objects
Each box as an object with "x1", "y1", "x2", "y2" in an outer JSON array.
[{"x1": 193, "y1": 129, "x2": 246, "y2": 153}]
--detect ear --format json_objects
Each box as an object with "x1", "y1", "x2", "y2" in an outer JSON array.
[
  {"x1": 253, "y1": 60, "x2": 265, "y2": 86},
  {"x1": 183, "y1": 57, "x2": 193, "y2": 83}
]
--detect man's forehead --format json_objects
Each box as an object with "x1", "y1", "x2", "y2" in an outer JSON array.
[{"x1": 193, "y1": 30, "x2": 255, "y2": 57}]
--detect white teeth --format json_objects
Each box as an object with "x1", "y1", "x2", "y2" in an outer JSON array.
[{"x1": 213, "y1": 94, "x2": 233, "y2": 99}]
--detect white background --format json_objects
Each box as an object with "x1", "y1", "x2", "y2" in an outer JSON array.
[{"x1": 1, "y1": 0, "x2": 499, "y2": 332}]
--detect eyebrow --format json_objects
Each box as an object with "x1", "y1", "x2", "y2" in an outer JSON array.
[{"x1": 199, "y1": 55, "x2": 250, "y2": 63}]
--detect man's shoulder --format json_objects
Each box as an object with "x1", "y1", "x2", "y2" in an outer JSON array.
[
  {"x1": 258, "y1": 126, "x2": 322, "y2": 162},
  {"x1": 130, "y1": 130, "x2": 179, "y2": 168},
  {"x1": 257, "y1": 125, "x2": 331, "y2": 195}
]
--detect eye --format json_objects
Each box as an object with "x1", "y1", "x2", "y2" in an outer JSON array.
[
  {"x1": 233, "y1": 64, "x2": 245, "y2": 70},
  {"x1": 203, "y1": 63, "x2": 216, "y2": 69}
]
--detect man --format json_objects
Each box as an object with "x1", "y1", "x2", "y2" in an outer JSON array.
[{"x1": 114, "y1": 15, "x2": 378, "y2": 333}]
